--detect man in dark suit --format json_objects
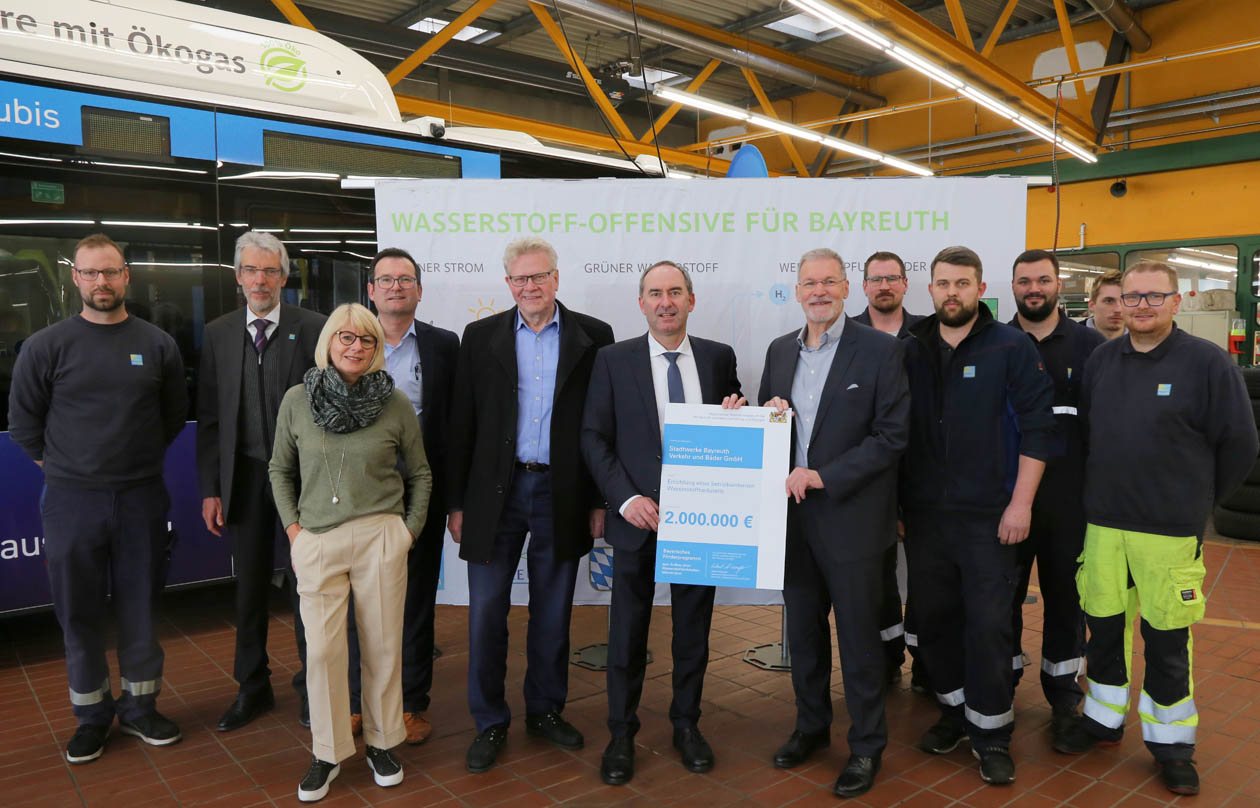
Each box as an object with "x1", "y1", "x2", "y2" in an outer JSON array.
[
  {"x1": 851, "y1": 251, "x2": 928, "y2": 693},
  {"x1": 448, "y1": 237, "x2": 614, "y2": 773},
  {"x1": 345, "y1": 247, "x2": 459, "y2": 744},
  {"x1": 759, "y1": 248, "x2": 910, "y2": 798},
  {"x1": 582, "y1": 261, "x2": 744, "y2": 786},
  {"x1": 197, "y1": 231, "x2": 326, "y2": 731}
]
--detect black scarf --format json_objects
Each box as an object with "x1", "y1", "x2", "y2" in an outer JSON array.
[{"x1": 304, "y1": 366, "x2": 395, "y2": 434}]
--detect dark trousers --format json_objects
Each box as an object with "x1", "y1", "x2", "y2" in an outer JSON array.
[
  {"x1": 466, "y1": 470, "x2": 578, "y2": 732},
  {"x1": 1011, "y1": 500, "x2": 1086, "y2": 710},
  {"x1": 783, "y1": 518, "x2": 888, "y2": 757},
  {"x1": 349, "y1": 497, "x2": 445, "y2": 714},
  {"x1": 606, "y1": 535, "x2": 715, "y2": 739},
  {"x1": 904, "y1": 510, "x2": 1018, "y2": 748},
  {"x1": 879, "y1": 543, "x2": 906, "y2": 669},
  {"x1": 41, "y1": 480, "x2": 172, "y2": 726},
  {"x1": 228, "y1": 457, "x2": 306, "y2": 699}
]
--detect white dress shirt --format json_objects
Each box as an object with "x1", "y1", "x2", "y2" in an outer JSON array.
[{"x1": 620, "y1": 333, "x2": 702, "y2": 516}]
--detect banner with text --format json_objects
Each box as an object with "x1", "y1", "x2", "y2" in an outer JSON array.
[{"x1": 376, "y1": 177, "x2": 1027, "y2": 605}]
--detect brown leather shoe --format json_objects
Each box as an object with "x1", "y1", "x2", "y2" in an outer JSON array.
[
  {"x1": 350, "y1": 713, "x2": 362, "y2": 737},
  {"x1": 403, "y1": 712, "x2": 432, "y2": 745}
]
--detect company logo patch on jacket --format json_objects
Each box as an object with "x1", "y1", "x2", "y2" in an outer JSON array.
[
  {"x1": 1180, "y1": 588, "x2": 1197, "y2": 602},
  {"x1": 1157, "y1": 383, "x2": 1173, "y2": 397},
  {"x1": 963, "y1": 365, "x2": 976, "y2": 378},
  {"x1": 129, "y1": 354, "x2": 143, "y2": 366}
]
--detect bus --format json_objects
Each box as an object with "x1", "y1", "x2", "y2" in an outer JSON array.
[{"x1": 0, "y1": 0, "x2": 648, "y2": 614}]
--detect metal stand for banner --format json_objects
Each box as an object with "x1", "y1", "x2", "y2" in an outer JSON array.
[
  {"x1": 572, "y1": 606, "x2": 654, "y2": 671},
  {"x1": 743, "y1": 607, "x2": 791, "y2": 671}
]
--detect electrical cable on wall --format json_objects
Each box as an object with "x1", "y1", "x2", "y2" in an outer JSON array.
[{"x1": 549, "y1": 0, "x2": 650, "y2": 175}]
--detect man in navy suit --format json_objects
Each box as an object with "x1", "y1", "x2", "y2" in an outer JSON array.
[
  {"x1": 759, "y1": 248, "x2": 910, "y2": 798},
  {"x1": 582, "y1": 261, "x2": 744, "y2": 786},
  {"x1": 345, "y1": 247, "x2": 459, "y2": 745}
]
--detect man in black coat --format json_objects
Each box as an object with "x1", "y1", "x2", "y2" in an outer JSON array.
[
  {"x1": 851, "y1": 250, "x2": 927, "y2": 692},
  {"x1": 197, "y1": 231, "x2": 326, "y2": 731},
  {"x1": 759, "y1": 248, "x2": 910, "y2": 798},
  {"x1": 448, "y1": 237, "x2": 614, "y2": 773},
  {"x1": 346, "y1": 247, "x2": 459, "y2": 745},
  {"x1": 582, "y1": 261, "x2": 744, "y2": 786}
]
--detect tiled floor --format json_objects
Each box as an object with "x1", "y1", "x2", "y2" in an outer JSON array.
[{"x1": 2, "y1": 531, "x2": 1259, "y2": 808}]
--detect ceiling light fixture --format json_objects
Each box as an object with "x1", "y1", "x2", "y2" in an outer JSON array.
[
  {"x1": 784, "y1": 0, "x2": 1099, "y2": 164},
  {"x1": 655, "y1": 86, "x2": 933, "y2": 176}
]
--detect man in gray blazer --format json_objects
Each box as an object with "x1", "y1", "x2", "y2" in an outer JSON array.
[
  {"x1": 758, "y1": 248, "x2": 910, "y2": 799},
  {"x1": 197, "y1": 231, "x2": 327, "y2": 732}
]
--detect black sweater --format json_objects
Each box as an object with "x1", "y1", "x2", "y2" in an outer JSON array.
[
  {"x1": 1081, "y1": 325, "x2": 1258, "y2": 537},
  {"x1": 901, "y1": 303, "x2": 1056, "y2": 516},
  {"x1": 8, "y1": 315, "x2": 187, "y2": 489}
]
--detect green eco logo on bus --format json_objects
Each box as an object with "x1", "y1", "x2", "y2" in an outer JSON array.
[{"x1": 260, "y1": 43, "x2": 308, "y2": 93}]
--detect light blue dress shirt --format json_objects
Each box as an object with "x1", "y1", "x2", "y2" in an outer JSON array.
[
  {"x1": 791, "y1": 314, "x2": 845, "y2": 468},
  {"x1": 384, "y1": 321, "x2": 423, "y2": 416},
  {"x1": 516, "y1": 306, "x2": 561, "y2": 464}
]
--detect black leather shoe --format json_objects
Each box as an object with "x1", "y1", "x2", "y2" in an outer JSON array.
[
  {"x1": 600, "y1": 736, "x2": 635, "y2": 785},
  {"x1": 298, "y1": 696, "x2": 310, "y2": 729},
  {"x1": 773, "y1": 730, "x2": 830, "y2": 769},
  {"x1": 673, "y1": 726, "x2": 714, "y2": 773},
  {"x1": 834, "y1": 754, "x2": 881, "y2": 798},
  {"x1": 525, "y1": 711, "x2": 584, "y2": 750},
  {"x1": 1157, "y1": 759, "x2": 1199, "y2": 795},
  {"x1": 217, "y1": 690, "x2": 275, "y2": 732},
  {"x1": 466, "y1": 724, "x2": 508, "y2": 773},
  {"x1": 918, "y1": 715, "x2": 966, "y2": 754}
]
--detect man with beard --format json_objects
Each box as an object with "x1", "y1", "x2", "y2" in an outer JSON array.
[
  {"x1": 901, "y1": 246, "x2": 1054, "y2": 786},
  {"x1": 9, "y1": 233, "x2": 188, "y2": 763},
  {"x1": 199, "y1": 231, "x2": 326, "y2": 733},
  {"x1": 851, "y1": 251, "x2": 927, "y2": 692},
  {"x1": 1059, "y1": 262, "x2": 1256, "y2": 795},
  {"x1": 1007, "y1": 249, "x2": 1104, "y2": 747},
  {"x1": 1084, "y1": 269, "x2": 1126, "y2": 339}
]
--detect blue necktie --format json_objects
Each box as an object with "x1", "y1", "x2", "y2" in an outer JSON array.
[{"x1": 663, "y1": 352, "x2": 685, "y2": 404}]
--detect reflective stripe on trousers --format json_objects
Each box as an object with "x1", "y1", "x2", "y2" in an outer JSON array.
[
  {"x1": 1084, "y1": 678, "x2": 1129, "y2": 729},
  {"x1": 1139, "y1": 690, "x2": 1197, "y2": 745},
  {"x1": 69, "y1": 677, "x2": 110, "y2": 706}
]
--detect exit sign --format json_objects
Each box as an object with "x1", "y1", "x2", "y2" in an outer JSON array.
[{"x1": 31, "y1": 181, "x2": 64, "y2": 205}]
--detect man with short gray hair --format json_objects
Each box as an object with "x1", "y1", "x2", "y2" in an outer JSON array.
[
  {"x1": 198, "y1": 230, "x2": 327, "y2": 732},
  {"x1": 450, "y1": 236, "x2": 614, "y2": 773}
]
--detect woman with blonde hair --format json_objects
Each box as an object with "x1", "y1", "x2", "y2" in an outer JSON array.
[{"x1": 269, "y1": 302, "x2": 431, "y2": 802}]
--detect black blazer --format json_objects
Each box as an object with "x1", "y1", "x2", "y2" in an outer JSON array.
[
  {"x1": 581, "y1": 334, "x2": 743, "y2": 553},
  {"x1": 851, "y1": 306, "x2": 925, "y2": 339},
  {"x1": 448, "y1": 301, "x2": 614, "y2": 564},
  {"x1": 411, "y1": 319, "x2": 460, "y2": 510},
  {"x1": 196, "y1": 304, "x2": 326, "y2": 516},
  {"x1": 758, "y1": 319, "x2": 910, "y2": 564}
]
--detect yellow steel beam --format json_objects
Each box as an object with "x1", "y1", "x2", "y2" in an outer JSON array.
[
  {"x1": 640, "y1": 59, "x2": 720, "y2": 143},
  {"x1": 1027, "y1": 37, "x2": 1260, "y2": 86},
  {"x1": 1052, "y1": 0, "x2": 1094, "y2": 122},
  {"x1": 981, "y1": 0, "x2": 1021, "y2": 58},
  {"x1": 606, "y1": 0, "x2": 870, "y2": 93},
  {"x1": 394, "y1": 93, "x2": 743, "y2": 175},
  {"x1": 386, "y1": 0, "x2": 500, "y2": 87},
  {"x1": 529, "y1": 2, "x2": 635, "y2": 141},
  {"x1": 741, "y1": 68, "x2": 810, "y2": 177},
  {"x1": 831, "y1": 0, "x2": 1095, "y2": 143},
  {"x1": 943, "y1": 0, "x2": 974, "y2": 50},
  {"x1": 269, "y1": 0, "x2": 316, "y2": 30}
]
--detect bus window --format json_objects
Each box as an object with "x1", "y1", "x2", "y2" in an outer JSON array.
[
  {"x1": 1127, "y1": 245, "x2": 1239, "y2": 294},
  {"x1": 1058, "y1": 252, "x2": 1120, "y2": 320}
]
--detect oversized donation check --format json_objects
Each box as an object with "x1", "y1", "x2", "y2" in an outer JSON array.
[{"x1": 654, "y1": 403, "x2": 791, "y2": 590}]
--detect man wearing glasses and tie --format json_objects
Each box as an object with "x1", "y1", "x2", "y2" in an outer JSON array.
[
  {"x1": 9, "y1": 233, "x2": 187, "y2": 763},
  {"x1": 197, "y1": 230, "x2": 327, "y2": 733},
  {"x1": 1063, "y1": 261, "x2": 1257, "y2": 796}
]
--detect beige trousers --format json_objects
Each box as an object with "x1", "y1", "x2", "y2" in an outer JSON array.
[{"x1": 291, "y1": 511, "x2": 410, "y2": 763}]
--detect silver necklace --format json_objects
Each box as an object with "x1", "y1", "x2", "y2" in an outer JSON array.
[{"x1": 320, "y1": 430, "x2": 346, "y2": 505}]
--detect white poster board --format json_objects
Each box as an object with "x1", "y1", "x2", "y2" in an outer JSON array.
[{"x1": 375, "y1": 177, "x2": 1027, "y2": 605}]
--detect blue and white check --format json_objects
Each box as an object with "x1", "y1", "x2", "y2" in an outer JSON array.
[{"x1": 589, "y1": 547, "x2": 614, "y2": 591}]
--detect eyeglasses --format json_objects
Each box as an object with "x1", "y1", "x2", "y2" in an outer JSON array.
[
  {"x1": 373, "y1": 276, "x2": 418, "y2": 289},
  {"x1": 75, "y1": 267, "x2": 124, "y2": 280},
  {"x1": 864, "y1": 274, "x2": 905, "y2": 285},
  {"x1": 507, "y1": 270, "x2": 554, "y2": 288},
  {"x1": 239, "y1": 265, "x2": 285, "y2": 278},
  {"x1": 335, "y1": 331, "x2": 378, "y2": 348},
  {"x1": 1121, "y1": 292, "x2": 1172, "y2": 307},
  {"x1": 799, "y1": 279, "x2": 845, "y2": 291}
]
